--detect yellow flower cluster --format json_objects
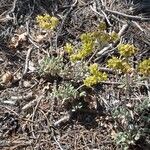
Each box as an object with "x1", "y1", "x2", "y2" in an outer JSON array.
[
  {"x1": 70, "y1": 33, "x2": 94, "y2": 62},
  {"x1": 69, "y1": 31, "x2": 118, "y2": 62},
  {"x1": 110, "y1": 31, "x2": 119, "y2": 42},
  {"x1": 64, "y1": 22, "x2": 118, "y2": 62},
  {"x1": 93, "y1": 22, "x2": 118, "y2": 43},
  {"x1": 93, "y1": 31, "x2": 110, "y2": 43},
  {"x1": 36, "y1": 14, "x2": 59, "y2": 30},
  {"x1": 118, "y1": 44, "x2": 138, "y2": 57},
  {"x1": 98, "y1": 22, "x2": 107, "y2": 30},
  {"x1": 107, "y1": 57, "x2": 132, "y2": 73},
  {"x1": 64, "y1": 43, "x2": 74, "y2": 54},
  {"x1": 138, "y1": 59, "x2": 150, "y2": 76},
  {"x1": 83, "y1": 63, "x2": 107, "y2": 87}
]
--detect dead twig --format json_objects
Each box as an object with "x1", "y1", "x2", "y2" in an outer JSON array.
[
  {"x1": 0, "y1": 140, "x2": 32, "y2": 148},
  {"x1": 11, "y1": 92, "x2": 35, "y2": 101},
  {"x1": 23, "y1": 47, "x2": 33, "y2": 76},
  {"x1": 30, "y1": 95, "x2": 43, "y2": 138},
  {"x1": 53, "y1": 114, "x2": 70, "y2": 127},
  {"x1": 105, "y1": 9, "x2": 150, "y2": 21}
]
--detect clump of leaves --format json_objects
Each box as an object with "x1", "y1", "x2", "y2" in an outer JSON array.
[
  {"x1": 135, "y1": 97, "x2": 150, "y2": 112},
  {"x1": 115, "y1": 131, "x2": 137, "y2": 150},
  {"x1": 112, "y1": 108, "x2": 137, "y2": 150},
  {"x1": 50, "y1": 82, "x2": 78, "y2": 106},
  {"x1": 39, "y1": 56, "x2": 64, "y2": 76},
  {"x1": 112, "y1": 98, "x2": 150, "y2": 150},
  {"x1": 60, "y1": 61, "x2": 88, "y2": 82}
]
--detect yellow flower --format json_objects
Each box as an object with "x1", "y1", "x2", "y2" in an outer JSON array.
[
  {"x1": 122, "y1": 62, "x2": 132, "y2": 73},
  {"x1": 83, "y1": 75, "x2": 97, "y2": 87},
  {"x1": 118, "y1": 44, "x2": 138, "y2": 57},
  {"x1": 70, "y1": 54, "x2": 78, "y2": 62},
  {"x1": 107, "y1": 57, "x2": 132, "y2": 73},
  {"x1": 83, "y1": 63, "x2": 107, "y2": 87},
  {"x1": 36, "y1": 14, "x2": 59, "y2": 30},
  {"x1": 89, "y1": 63, "x2": 99, "y2": 75},
  {"x1": 70, "y1": 53, "x2": 81, "y2": 62},
  {"x1": 110, "y1": 31, "x2": 119, "y2": 42},
  {"x1": 82, "y1": 42, "x2": 94, "y2": 52},
  {"x1": 99, "y1": 32, "x2": 110, "y2": 43},
  {"x1": 98, "y1": 22, "x2": 106, "y2": 31},
  {"x1": 80, "y1": 33, "x2": 94, "y2": 43},
  {"x1": 107, "y1": 57, "x2": 123, "y2": 70},
  {"x1": 138, "y1": 59, "x2": 150, "y2": 76},
  {"x1": 78, "y1": 50, "x2": 87, "y2": 58},
  {"x1": 96, "y1": 72, "x2": 108, "y2": 81},
  {"x1": 83, "y1": 72, "x2": 107, "y2": 87},
  {"x1": 64, "y1": 43, "x2": 74, "y2": 54},
  {"x1": 50, "y1": 16, "x2": 59, "y2": 29},
  {"x1": 69, "y1": 33, "x2": 95, "y2": 62}
]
